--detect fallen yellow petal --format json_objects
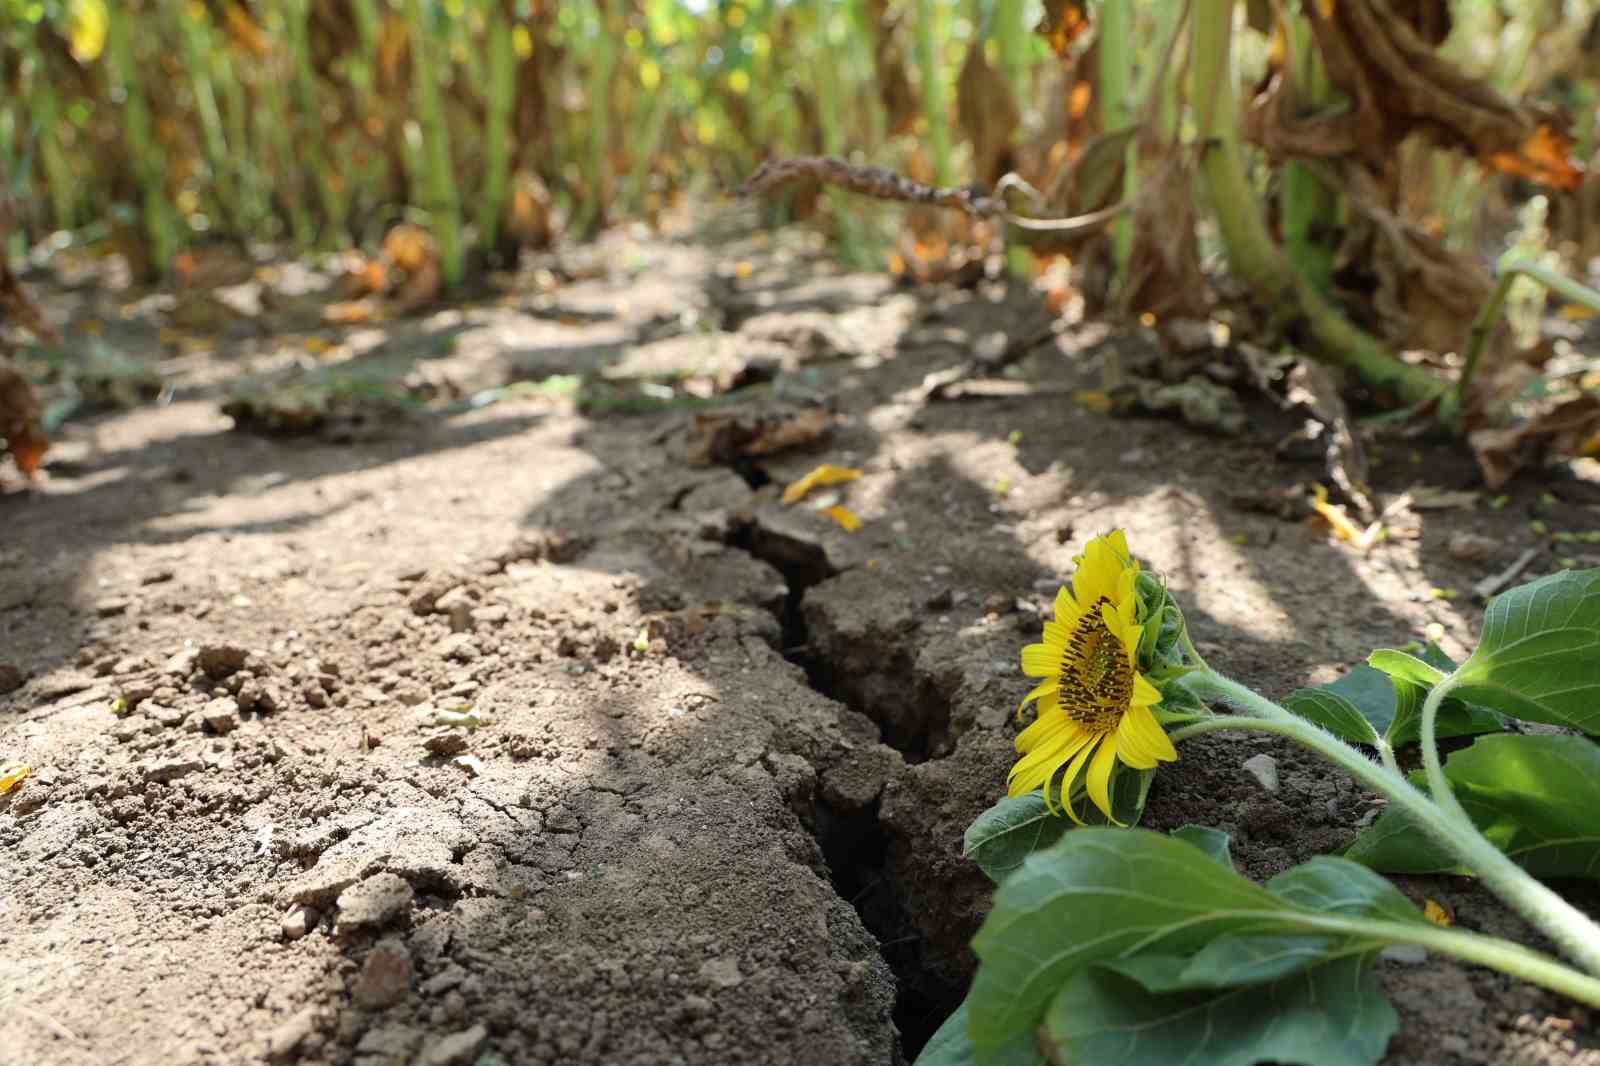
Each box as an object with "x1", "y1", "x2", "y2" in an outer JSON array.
[
  {"x1": 820, "y1": 505, "x2": 863, "y2": 533},
  {"x1": 1074, "y1": 389, "x2": 1113, "y2": 415},
  {"x1": 0, "y1": 764, "x2": 31, "y2": 795},
  {"x1": 1423, "y1": 899, "x2": 1452, "y2": 926},
  {"x1": 783, "y1": 464, "x2": 863, "y2": 505}
]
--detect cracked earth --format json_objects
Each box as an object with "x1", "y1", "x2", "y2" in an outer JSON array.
[{"x1": 4, "y1": 224, "x2": 1599, "y2": 1065}]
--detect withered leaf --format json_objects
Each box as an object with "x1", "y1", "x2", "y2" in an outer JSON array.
[
  {"x1": 956, "y1": 39, "x2": 1021, "y2": 185},
  {"x1": 1034, "y1": 0, "x2": 1091, "y2": 60},
  {"x1": 1469, "y1": 394, "x2": 1600, "y2": 489}
]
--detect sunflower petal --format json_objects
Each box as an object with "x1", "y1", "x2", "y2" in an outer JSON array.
[
  {"x1": 1020, "y1": 643, "x2": 1064, "y2": 678},
  {"x1": 1085, "y1": 735, "x2": 1122, "y2": 824},
  {"x1": 1131, "y1": 672, "x2": 1163, "y2": 707},
  {"x1": 1121, "y1": 700, "x2": 1177, "y2": 763},
  {"x1": 1016, "y1": 678, "x2": 1059, "y2": 720},
  {"x1": 1054, "y1": 734, "x2": 1103, "y2": 825},
  {"x1": 1010, "y1": 724, "x2": 1094, "y2": 814}
]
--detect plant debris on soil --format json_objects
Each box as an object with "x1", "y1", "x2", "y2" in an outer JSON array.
[{"x1": 4, "y1": 221, "x2": 1600, "y2": 1066}]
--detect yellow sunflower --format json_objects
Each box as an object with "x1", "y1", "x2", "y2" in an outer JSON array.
[{"x1": 1010, "y1": 530, "x2": 1177, "y2": 824}]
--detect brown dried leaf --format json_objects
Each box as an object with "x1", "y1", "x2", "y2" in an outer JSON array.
[
  {"x1": 1034, "y1": 0, "x2": 1091, "y2": 60},
  {"x1": 1469, "y1": 394, "x2": 1600, "y2": 489},
  {"x1": 1120, "y1": 150, "x2": 1207, "y2": 320},
  {"x1": 686, "y1": 406, "x2": 832, "y2": 466},
  {"x1": 956, "y1": 39, "x2": 1021, "y2": 185},
  {"x1": 1488, "y1": 125, "x2": 1585, "y2": 192},
  {"x1": 0, "y1": 360, "x2": 47, "y2": 477}
]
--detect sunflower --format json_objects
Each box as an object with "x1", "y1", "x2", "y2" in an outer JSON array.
[{"x1": 1010, "y1": 530, "x2": 1177, "y2": 824}]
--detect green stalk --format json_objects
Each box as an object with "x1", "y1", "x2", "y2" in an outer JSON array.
[
  {"x1": 178, "y1": 8, "x2": 239, "y2": 234},
  {"x1": 813, "y1": 0, "x2": 866, "y2": 265},
  {"x1": 216, "y1": 49, "x2": 267, "y2": 236},
  {"x1": 1176, "y1": 670, "x2": 1600, "y2": 979},
  {"x1": 286, "y1": 0, "x2": 346, "y2": 245},
  {"x1": 1096, "y1": 0, "x2": 1133, "y2": 278},
  {"x1": 34, "y1": 85, "x2": 75, "y2": 230},
  {"x1": 1279, "y1": 7, "x2": 1337, "y2": 294},
  {"x1": 1451, "y1": 259, "x2": 1600, "y2": 424},
  {"x1": 575, "y1": 0, "x2": 615, "y2": 235},
  {"x1": 1189, "y1": 0, "x2": 1443, "y2": 407},
  {"x1": 105, "y1": 0, "x2": 179, "y2": 272},
  {"x1": 479, "y1": 1, "x2": 517, "y2": 252},
  {"x1": 405, "y1": 0, "x2": 464, "y2": 287},
  {"x1": 992, "y1": 0, "x2": 1029, "y2": 101},
  {"x1": 914, "y1": 0, "x2": 952, "y2": 185},
  {"x1": 259, "y1": 9, "x2": 314, "y2": 247}
]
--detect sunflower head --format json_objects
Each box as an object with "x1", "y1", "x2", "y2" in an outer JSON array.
[{"x1": 1011, "y1": 530, "x2": 1177, "y2": 824}]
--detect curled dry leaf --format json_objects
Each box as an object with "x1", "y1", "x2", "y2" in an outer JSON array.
[
  {"x1": 957, "y1": 38, "x2": 1021, "y2": 186},
  {"x1": 783, "y1": 463, "x2": 864, "y2": 505},
  {"x1": 685, "y1": 405, "x2": 832, "y2": 466},
  {"x1": 1469, "y1": 394, "x2": 1600, "y2": 489},
  {"x1": 0, "y1": 362, "x2": 48, "y2": 478},
  {"x1": 1034, "y1": 0, "x2": 1092, "y2": 61}
]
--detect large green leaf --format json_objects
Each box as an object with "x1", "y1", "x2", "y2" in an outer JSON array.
[
  {"x1": 1044, "y1": 953, "x2": 1396, "y2": 1066},
  {"x1": 963, "y1": 771, "x2": 1154, "y2": 885},
  {"x1": 1285, "y1": 650, "x2": 1503, "y2": 748},
  {"x1": 963, "y1": 793, "x2": 1071, "y2": 885},
  {"x1": 1447, "y1": 570, "x2": 1600, "y2": 734},
  {"x1": 914, "y1": 1000, "x2": 1042, "y2": 1066},
  {"x1": 1346, "y1": 734, "x2": 1600, "y2": 880},
  {"x1": 966, "y1": 830, "x2": 1426, "y2": 1060},
  {"x1": 1171, "y1": 824, "x2": 1236, "y2": 870}
]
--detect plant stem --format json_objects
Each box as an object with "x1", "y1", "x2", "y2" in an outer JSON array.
[
  {"x1": 479, "y1": 0, "x2": 517, "y2": 253},
  {"x1": 1452, "y1": 259, "x2": 1600, "y2": 423},
  {"x1": 1096, "y1": 0, "x2": 1133, "y2": 280},
  {"x1": 406, "y1": 0, "x2": 464, "y2": 287},
  {"x1": 1279, "y1": 9, "x2": 1337, "y2": 295},
  {"x1": 1178, "y1": 670, "x2": 1600, "y2": 977},
  {"x1": 914, "y1": 0, "x2": 952, "y2": 186},
  {"x1": 1188, "y1": 0, "x2": 1443, "y2": 408}
]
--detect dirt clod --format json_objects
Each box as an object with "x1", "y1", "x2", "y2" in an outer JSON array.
[
  {"x1": 352, "y1": 937, "x2": 413, "y2": 1009},
  {"x1": 197, "y1": 643, "x2": 249, "y2": 679}
]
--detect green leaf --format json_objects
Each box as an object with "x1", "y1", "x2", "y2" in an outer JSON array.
[
  {"x1": 1170, "y1": 825, "x2": 1236, "y2": 870},
  {"x1": 1283, "y1": 679, "x2": 1384, "y2": 746},
  {"x1": 1323, "y1": 647, "x2": 1506, "y2": 747},
  {"x1": 963, "y1": 793, "x2": 1071, "y2": 885},
  {"x1": 1346, "y1": 734, "x2": 1600, "y2": 880},
  {"x1": 914, "y1": 1000, "x2": 1042, "y2": 1066},
  {"x1": 1366, "y1": 649, "x2": 1444, "y2": 689},
  {"x1": 1044, "y1": 953, "x2": 1397, "y2": 1066},
  {"x1": 965, "y1": 830, "x2": 1425, "y2": 1058},
  {"x1": 1448, "y1": 570, "x2": 1600, "y2": 733}
]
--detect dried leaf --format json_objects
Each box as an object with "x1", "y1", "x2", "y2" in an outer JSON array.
[
  {"x1": 382, "y1": 223, "x2": 435, "y2": 275},
  {"x1": 0, "y1": 361, "x2": 48, "y2": 477},
  {"x1": 686, "y1": 405, "x2": 832, "y2": 466},
  {"x1": 1469, "y1": 394, "x2": 1600, "y2": 489},
  {"x1": 322, "y1": 299, "x2": 382, "y2": 326},
  {"x1": 0, "y1": 763, "x2": 30, "y2": 794},
  {"x1": 1488, "y1": 125, "x2": 1585, "y2": 192},
  {"x1": 819, "y1": 505, "x2": 863, "y2": 533},
  {"x1": 1422, "y1": 898, "x2": 1453, "y2": 926},
  {"x1": 1034, "y1": 0, "x2": 1091, "y2": 60},
  {"x1": 1407, "y1": 485, "x2": 1479, "y2": 510},
  {"x1": 1309, "y1": 483, "x2": 1386, "y2": 551},
  {"x1": 783, "y1": 463, "x2": 864, "y2": 504},
  {"x1": 957, "y1": 39, "x2": 1021, "y2": 185}
]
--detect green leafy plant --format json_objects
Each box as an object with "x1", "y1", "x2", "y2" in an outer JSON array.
[{"x1": 922, "y1": 533, "x2": 1600, "y2": 1066}]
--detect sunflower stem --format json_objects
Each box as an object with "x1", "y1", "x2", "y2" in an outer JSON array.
[
  {"x1": 1374, "y1": 737, "x2": 1401, "y2": 778},
  {"x1": 1178, "y1": 670, "x2": 1600, "y2": 978}
]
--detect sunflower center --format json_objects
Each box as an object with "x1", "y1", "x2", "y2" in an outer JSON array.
[{"x1": 1058, "y1": 597, "x2": 1132, "y2": 732}]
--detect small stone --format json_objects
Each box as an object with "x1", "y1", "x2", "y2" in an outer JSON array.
[
  {"x1": 1446, "y1": 531, "x2": 1498, "y2": 562},
  {"x1": 143, "y1": 753, "x2": 205, "y2": 783},
  {"x1": 280, "y1": 904, "x2": 319, "y2": 941},
  {"x1": 356, "y1": 1025, "x2": 422, "y2": 1058},
  {"x1": 352, "y1": 938, "x2": 412, "y2": 1009},
  {"x1": 470, "y1": 604, "x2": 509, "y2": 625},
  {"x1": 435, "y1": 588, "x2": 476, "y2": 633},
  {"x1": 681, "y1": 995, "x2": 714, "y2": 1019},
  {"x1": 435, "y1": 634, "x2": 479, "y2": 663},
  {"x1": 163, "y1": 648, "x2": 199, "y2": 678},
  {"x1": 1242, "y1": 754, "x2": 1279, "y2": 793},
  {"x1": 94, "y1": 597, "x2": 132, "y2": 618},
  {"x1": 141, "y1": 567, "x2": 175, "y2": 585},
  {"x1": 198, "y1": 643, "x2": 249, "y2": 680},
  {"x1": 424, "y1": 732, "x2": 469, "y2": 756},
  {"x1": 147, "y1": 702, "x2": 189, "y2": 729},
  {"x1": 117, "y1": 676, "x2": 157, "y2": 709},
  {"x1": 266, "y1": 1007, "x2": 319, "y2": 1062},
  {"x1": 0, "y1": 663, "x2": 24, "y2": 693},
  {"x1": 699, "y1": 957, "x2": 743, "y2": 989},
  {"x1": 336, "y1": 872, "x2": 415, "y2": 934},
  {"x1": 1380, "y1": 943, "x2": 1429, "y2": 965},
  {"x1": 417, "y1": 1024, "x2": 489, "y2": 1066},
  {"x1": 923, "y1": 588, "x2": 954, "y2": 610}
]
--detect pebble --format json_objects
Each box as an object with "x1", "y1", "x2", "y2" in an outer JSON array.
[
  {"x1": 201, "y1": 697, "x2": 241, "y2": 734},
  {"x1": 265, "y1": 1007, "x2": 319, "y2": 1062},
  {"x1": 1446, "y1": 531, "x2": 1498, "y2": 562},
  {"x1": 1241, "y1": 754, "x2": 1279, "y2": 793},
  {"x1": 470, "y1": 604, "x2": 509, "y2": 625},
  {"x1": 143, "y1": 753, "x2": 205, "y2": 783},
  {"x1": 435, "y1": 634, "x2": 480, "y2": 663},
  {"x1": 424, "y1": 732, "x2": 469, "y2": 756},
  {"x1": 198, "y1": 644, "x2": 249, "y2": 680},
  {"x1": 280, "y1": 904, "x2": 319, "y2": 941},
  {"x1": 94, "y1": 597, "x2": 131, "y2": 618},
  {"x1": 351, "y1": 938, "x2": 412, "y2": 1009},
  {"x1": 417, "y1": 1024, "x2": 489, "y2": 1066},
  {"x1": 0, "y1": 663, "x2": 23, "y2": 693},
  {"x1": 335, "y1": 872, "x2": 415, "y2": 934}
]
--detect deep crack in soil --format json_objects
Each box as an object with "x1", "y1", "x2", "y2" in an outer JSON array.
[{"x1": 5, "y1": 224, "x2": 1600, "y2": 1065}]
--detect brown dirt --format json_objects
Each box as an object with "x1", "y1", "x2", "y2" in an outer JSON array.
[{"x1": 4, "y1": 224, "x2": 1599, "y2": 1066}]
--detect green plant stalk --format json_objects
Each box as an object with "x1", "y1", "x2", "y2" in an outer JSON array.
[
  {"x1": 1096, "y1": 0, "x2": 1133, "y2": 278},
  {"x1": 914, "y1": 0, "x2": 952, "y2": 186},
  {"x1": 813, "y1": 0, "x2": 867, "y2": 267},
  {"x1": 260, "y1": 24, "x2": 315, "y2": 248},
  {"x1": 1190, "y1": 0, "x2": 1443, "y2": 407},
  {"x1": 33, "y1": 84, "x2": 75, "y2": 230},
  {"x1": 105, "y1": 1, "x2": 179, "y2": 272},
  {"x1": 178, "y1": 9, "x2": 240, "y2": 234},
  {"x1": 286, "y1": 0, "x2": 347, "y2": 245},
  {"x1": 406, "y1": 0, "x2": 464, "y2": 287},
  {"x1": 992, "y1": 0, "x2": 1030, "y2": 102},
  {"x1": 1279, "y1": 10, "x2": 1337, "y2": 294},
  {"x1": 215, "y1": 49, "x2": 267, "y2": 235},
  {"x1": 619, "y1": 81, "x2": 672, "y2": 215},
  {"x1": 1176, "y1": 670, "x2": 1600, "y2": 979},
  {"x1": 478, "y1": 1, "x2": 517, "y2": 251},
  {"x1": 575, "y1": 0, "x2": 616, "y2": 236},
  {"x1": 1452, "y1": 259, "x2": 1600, "y2": 422}
]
